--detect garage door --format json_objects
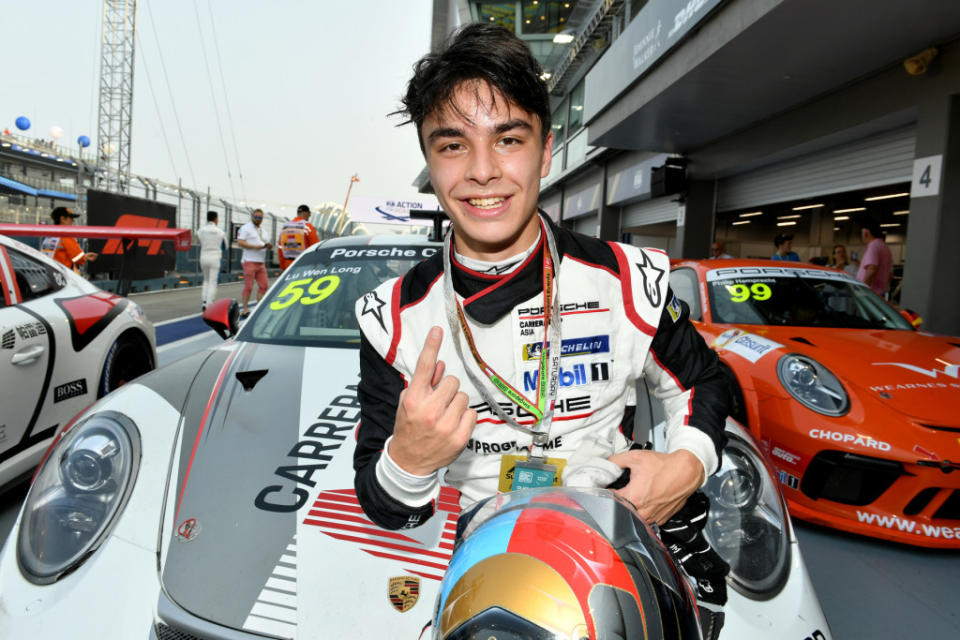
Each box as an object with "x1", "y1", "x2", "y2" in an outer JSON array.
[
  {"x1": 717, "y1": 125, "x2": 916, "y2": 212},
  {"x1": 621, "y1": 196, "x2": 681, "y2": 228},
  {"x1": 571, "y1": 214, "x2": 598, "y2": 236}
]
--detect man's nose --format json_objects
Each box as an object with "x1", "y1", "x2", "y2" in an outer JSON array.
[{"x1": 465, "y1": 145, "x2": 501, "y2": 184}]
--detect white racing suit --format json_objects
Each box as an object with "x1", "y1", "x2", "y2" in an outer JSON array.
[{"x1": 354, "y1": 215, "x2": 728, "y2": 521}]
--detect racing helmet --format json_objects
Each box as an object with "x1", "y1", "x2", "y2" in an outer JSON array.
[{"x1": 433, "y1": 487, "x2": 702, "y2": 640}]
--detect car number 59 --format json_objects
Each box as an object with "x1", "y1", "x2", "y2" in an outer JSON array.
[{"x1": 270, "y1": 276, "x2": 341, "y2": 310}]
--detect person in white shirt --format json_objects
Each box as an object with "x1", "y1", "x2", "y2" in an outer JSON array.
[
  {"x1": 196, "y1": 210, "x2": 227, "y2": 311},
  {"x1": 236, "y1": 208, "x2": 272, "y2": 317}
]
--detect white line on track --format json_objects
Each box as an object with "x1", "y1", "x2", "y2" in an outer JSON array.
[
  {"x1": 154, "y1": 313, "x2": 202, "y2": 327},
  {"x1": 157, "y1": 331, "x2": 217, "y2": 353}
]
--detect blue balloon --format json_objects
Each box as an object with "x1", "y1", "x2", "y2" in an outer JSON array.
[
  {"x1": 77, "y1": 135, "x2": 91, "y2": 148},
  {"x1": 15, "y1": 116, "x2": 30, "y2": 131}
]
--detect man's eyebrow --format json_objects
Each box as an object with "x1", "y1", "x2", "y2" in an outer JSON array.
[
  {"x1": 494, "y1": 119, "x2": 533, "y2": 135},
  {"x1": 426, "y1": 127, "x2": 465, "y2": 144}
]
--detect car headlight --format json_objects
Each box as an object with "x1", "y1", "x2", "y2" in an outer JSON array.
[
  {"x1": 777, "y1": 353, "x2": 849, "y2": 416},
  {"x1": 17, "y1": 411, "x2": 140, "y2": 584},
  {"x1": 702, "y1": 433, "x2": 790, "y2": 599}
]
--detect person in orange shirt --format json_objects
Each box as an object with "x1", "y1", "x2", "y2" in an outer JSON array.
[
  {"x1": 41, "y1": 207, "x2": 98, "y2": 272},
  {"x1": 278, "y1": 204, "x2": 320, "y2": 270}
]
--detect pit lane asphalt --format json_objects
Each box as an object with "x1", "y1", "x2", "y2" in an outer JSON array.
[{"x1": 0, "y1": 279, "x2": 957, "y2": 636}]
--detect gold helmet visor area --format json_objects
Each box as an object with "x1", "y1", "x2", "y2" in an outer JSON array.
[{"x1": 439, "y1": 553, "x2": 588, "y2": 640}]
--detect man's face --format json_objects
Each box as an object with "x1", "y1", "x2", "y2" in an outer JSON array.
[
  {"x1": 780, "y1": 239, "x2": 792, "y2": 253},
  {"x1": 59, "y1": 215, "x2": 74, "y2": 226},
  {"x1": 252, "y1": 212, "x2": 263, "y2": 227},
  {"x1": 421, "y1": 82, "x2": 553, "y2": 261},
  {"x1": 860, "y1": 228, "x2": 870, "y2": 243},
  {"x1": 833, "y1": 246, "x2": 847, "y2": 262},
  {"x1": 711, "y1": 243, "x2": 723, "y2": 256}
]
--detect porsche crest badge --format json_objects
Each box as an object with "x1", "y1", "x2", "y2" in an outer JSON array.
[{"x1": 389, "y1": 576, "x2": 420, "y2": 612}]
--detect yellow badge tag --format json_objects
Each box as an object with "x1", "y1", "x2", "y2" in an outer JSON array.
[{"x1": 498, "y1": 454, "x2": 567, "y2": 492}]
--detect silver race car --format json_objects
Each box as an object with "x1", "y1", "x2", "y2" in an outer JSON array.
[
  {"x1": 0, "y1": 235, "x2": 830, "y2": 639},
  {"x1": 0, "y1": 234, "x2": 156, "y2": 490}
]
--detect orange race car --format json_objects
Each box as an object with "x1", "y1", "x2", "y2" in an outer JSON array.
[{"x1": 669, "y1": 259, "x2": 960, "y2": 548}]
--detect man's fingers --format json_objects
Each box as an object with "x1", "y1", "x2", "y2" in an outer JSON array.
[
  {"x1": 431, "y1": 360, "x2": 445, "y2": 388},
  {"x1": 410, "y1": 326, "x2": 443, "y2": 391}
]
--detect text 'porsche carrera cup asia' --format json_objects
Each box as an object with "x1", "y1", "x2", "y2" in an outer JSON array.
[
  {"x1": 0, "y1": 236, "x2": 828, "y2": 639},
  {"x1": 670, "y1": 259, "x2": 960, "y2": 548},
  {"x1": 0, "y1": 234, "x2": 155, "y2": 491}
]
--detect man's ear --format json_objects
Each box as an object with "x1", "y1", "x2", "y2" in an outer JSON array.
[{"x1": 540, "y1": 130, "x2": 555, "y2": 179}]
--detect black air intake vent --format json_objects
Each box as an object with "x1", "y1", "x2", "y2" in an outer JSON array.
[
  {"x1": 801, "y1": 451, "x2": 904, "y2": 505},
  {"x1": 790, "y1": 337, "x2": 815, "y2": 346},
  {"x1": 155, "y1": 624, "x2": 202, "y2": 640},
  {"x1": 934, "y1": 490, "x2": 960, "y2": 520}
]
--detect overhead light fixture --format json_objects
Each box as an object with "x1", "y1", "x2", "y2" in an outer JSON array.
[
  {"x1": 777, "y1": 221, "x2": 797, "y2": 226},
  {"x1": 833, "y1": 207, "x2": 866, "y2": 213},
  {"x1": 738, "y1": 211, "x2": 763, "y2": 217},
  {"x1": 833, "y1": 216, "x2": 850, "y2": 221},
  {"x1": 865, "y1": 192, "x2": 909, "y2": 201},
  {"x1": 777, "y1": 214, "x2": 801, "y2": 220},
  {"x1": 553, "y1": 32, "x2": 575, "y2": 44},
  {"x1": 732, "y1": 220, "x2": 751, "y2": 226},
  {"x1": 792, "y1": 203, "x2": 823, "y2": 210},
  {"x1": 833, "y1": 226, "x2": 840, "y2": 231},
  {"x1": 880, "y1": 223, "x2": 900, "y2": 228},
  {"x1": 893, "y1": 210, "x2": 909, "y2": 215}
]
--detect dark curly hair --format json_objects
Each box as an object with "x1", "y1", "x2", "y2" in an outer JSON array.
[{"x1": 393, "y1": 23, "x2": 552, "y2": 152}]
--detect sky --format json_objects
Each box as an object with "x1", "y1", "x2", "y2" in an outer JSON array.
[{"x1": 1, "y1": 0, "x2": 435, "y2": 219}]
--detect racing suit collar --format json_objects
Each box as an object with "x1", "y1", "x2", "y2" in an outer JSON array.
[{"x1": 449, "y1": 211, "x2": 560, "y2": 325}]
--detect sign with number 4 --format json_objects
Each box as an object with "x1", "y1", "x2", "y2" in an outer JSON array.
[{"x1": 911, "y1": 154, "x2": 942, "y2": 197}]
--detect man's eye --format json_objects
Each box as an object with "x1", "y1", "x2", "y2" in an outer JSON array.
[
  {"x1": 439, "y1": 142, "x2": 463, "y2": 152},
  {"x1": 499, "y1": 137, "x2": 521, "y2": 146}
]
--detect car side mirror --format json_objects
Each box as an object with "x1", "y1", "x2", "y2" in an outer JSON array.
[
  {"x1": 899, "y1": 308, "x2": 923, "y2": 329},
  {"x1": 203, "y1": 298, "x2": 239, "y2": 340}
]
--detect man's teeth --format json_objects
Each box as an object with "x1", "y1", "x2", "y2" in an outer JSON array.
[{"x1": 468, "y1": 197, "x2": 505, "y2": 209}]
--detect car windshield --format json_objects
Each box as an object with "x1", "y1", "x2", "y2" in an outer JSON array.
[
  {"x1": 238, "y1": 243, "x2": 438, "y2": 347},
  {"x1": 706, "y1": 265, "x2": 912, "y2": 330}
]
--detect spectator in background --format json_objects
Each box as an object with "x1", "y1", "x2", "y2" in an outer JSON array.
[
  {"x1": 831, "y1": 244, "x2": 858, "y2": 276},
  {"x1": 856, "y1": 218, "x2": 892, "y2": 297},
  {"x1": 710, "y1": 241, "x2": 733, "y2": 259},
  {"x1": 41, "y1": 206, "x2": 97, "y2": 273},
  {"x1": 771, "y1": 233, "x2": 800, "y2": 261},
  {"x1": 197, "y1": 210, "x2": 226, "y2": 311},
  {"x1": 236, "y1": 208, "x2": 272, "y2": 318},
  {"x1": 278, "y1": 204, "x2": 320, "y2": 270}
]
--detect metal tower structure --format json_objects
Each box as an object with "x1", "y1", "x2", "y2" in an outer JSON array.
[{"x1": 96, "y1": 0, "x2": 137, "y2": 194}]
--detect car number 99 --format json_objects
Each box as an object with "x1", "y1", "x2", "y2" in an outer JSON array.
[{"x1": 726, "y1": 282, "x2": 772, "y2": 303}]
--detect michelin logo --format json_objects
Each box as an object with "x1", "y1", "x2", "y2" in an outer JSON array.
[
  {"x1": 523, "y1": 335, "x2": 610, "y2": 361},
  {"x1": 523, "y1": 362, "x2": 610, "y2": 392},
  {"x1": 712, "y1": 329, "x2": 782, "y2": 363}
]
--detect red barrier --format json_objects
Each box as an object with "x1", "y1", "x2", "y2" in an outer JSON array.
[{"x1": 0, "y1": 224, "x2": 191, "y2": 251}]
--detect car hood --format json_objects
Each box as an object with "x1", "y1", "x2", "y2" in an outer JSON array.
[
  {"x1": 156, "y1": 340, "x2": 455, "y2": 637},
  {"x1": 738, "y1": 325, "x2": 960, "y2": 424}
]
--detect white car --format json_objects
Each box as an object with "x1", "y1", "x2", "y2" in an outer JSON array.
[
  {"x1": 0, "y1": 234, "x2": 156, "y2": 489},
  {"x1": 0, "y1": 235, "x2": 830, "y2": 639}
]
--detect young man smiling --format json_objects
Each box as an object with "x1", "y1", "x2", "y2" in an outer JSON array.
[{"x1": 354, "y1": 25, "x2": 728, "y2": 547}]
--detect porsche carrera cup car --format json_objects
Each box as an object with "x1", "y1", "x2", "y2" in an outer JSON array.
[
  {"x1": 0, "y1": 237, "x2": 830, "y2": 639},
  {"x1": 669, "y1": 259, "x2": 960, "y2": 548},
  {"x1": 0, "y1": 234, "x2": 156, "y2": 490}
]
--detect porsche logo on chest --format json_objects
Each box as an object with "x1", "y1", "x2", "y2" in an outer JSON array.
[{"x1": 389, "y1": 576, "x2": 420, "y2": 612}]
